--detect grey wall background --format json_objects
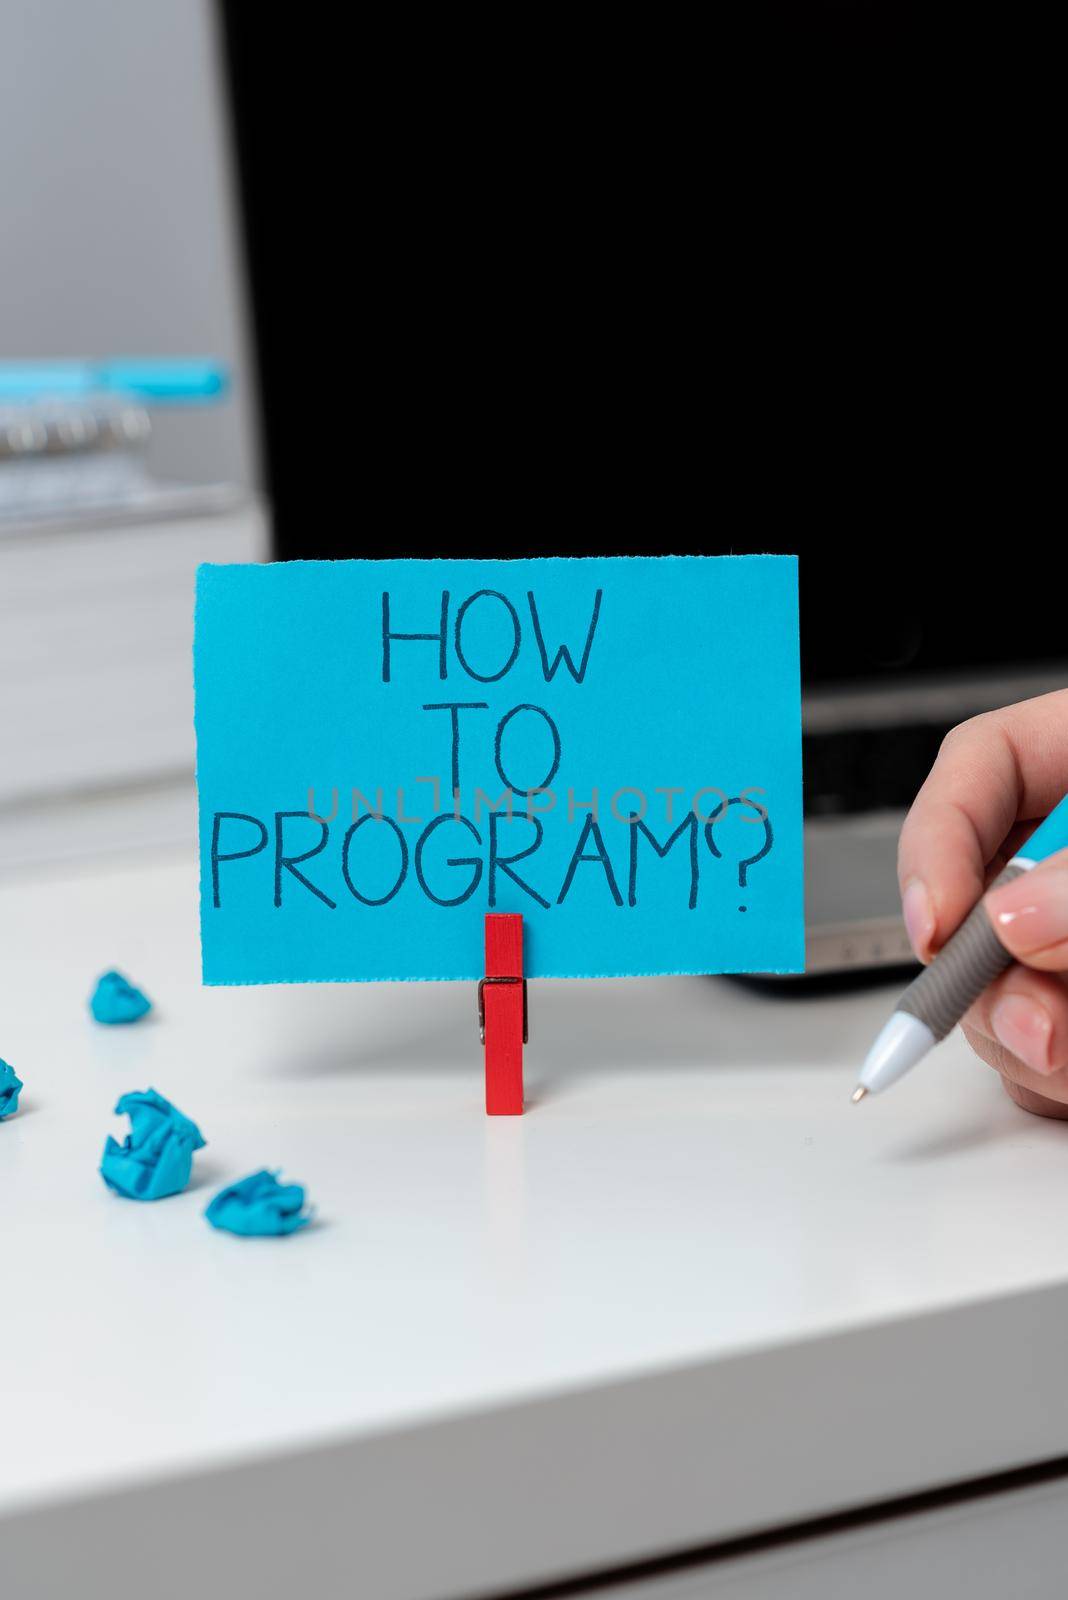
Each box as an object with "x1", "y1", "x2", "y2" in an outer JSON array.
[{"x1": 0, "y1": 0, "x2": 258, "y2": 488}]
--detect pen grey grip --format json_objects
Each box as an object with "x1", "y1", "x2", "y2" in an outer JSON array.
[{"x1": 898, "y1": 864, "x2": 1024, "y2": 1041}]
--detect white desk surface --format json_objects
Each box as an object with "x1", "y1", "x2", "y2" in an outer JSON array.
[{"x1": 3, "y1": 852, "x2": 1068, "y2": 1600}]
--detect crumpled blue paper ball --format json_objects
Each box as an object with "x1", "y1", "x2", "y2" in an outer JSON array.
[
  {"x1": 205, "y1": 1170, "x2": 312, "y2": 1237},
  {"x1": 0, "y1": 1058, "x2": 23, "y2": 1120},
  {"x1": 100, "y1": 1089, "x2": 205, "y2": 1201},
  {"x1": 90, "y1": 970, "x2": 153, "y2": 1025}
]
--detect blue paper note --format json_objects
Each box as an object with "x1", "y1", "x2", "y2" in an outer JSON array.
[
  {"x1": 90, "y1": 970, "x2": 153, "y2": 1025},
  {"x1": 100, "y1": 1089, "x2": 205, "y2": 1201},
  {"x1": 0, "y1": 1058, "x2": 23, "y2": 1119},
  {"x1": 205, "y1": 1170, "x2": 312, "y2": 1237},
  {"x1": 195, "y1": 556, "x2": 803, "y2": 982}
]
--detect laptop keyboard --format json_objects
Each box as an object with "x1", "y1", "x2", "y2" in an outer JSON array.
[{"x1": 803, "y1": 722, "x2": 948, "y2": 817}]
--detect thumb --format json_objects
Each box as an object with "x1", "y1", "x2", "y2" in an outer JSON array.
[{"x1": 985, "y1": 848, "x2": 1068, "y2": 971}]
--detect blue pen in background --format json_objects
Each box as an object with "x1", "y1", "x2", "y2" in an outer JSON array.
[
  {"x1": 855, "y1": 795, "x2": 1068, "y2": 1098},
  {"x1": 0, "y1": 360, "x2": 228, "y2": 404}
]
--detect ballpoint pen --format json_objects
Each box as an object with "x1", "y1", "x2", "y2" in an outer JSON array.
[{"x1": 854, "y1": 793, "x2": 1068, "y2": 1099}]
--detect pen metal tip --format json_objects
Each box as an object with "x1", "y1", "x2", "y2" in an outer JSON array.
[{"x1": 851, "y1": 1086, "x2": 869, "y2": 1104}]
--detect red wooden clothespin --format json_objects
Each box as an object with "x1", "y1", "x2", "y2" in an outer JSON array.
[{"x1": 479, "y1": 913, "x2": 526, "y2": 1116}]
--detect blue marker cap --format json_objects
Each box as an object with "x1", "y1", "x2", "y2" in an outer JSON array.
[
  {"x1": 97, "y1": 360, "x2": 228, "y2": 403},
  {"x1": 0, "y1": 360, "x2": 228, "y2": 404}
]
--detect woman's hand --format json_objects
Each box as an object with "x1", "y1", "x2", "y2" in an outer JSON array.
[{"x1": 898, "y1": 689, "x2": 1068, "y2": 1117}]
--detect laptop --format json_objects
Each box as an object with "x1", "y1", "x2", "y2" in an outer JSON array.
[
  {"x1": 218, "y1": 11, "x2": 1052, "y2": 977},
  {"x1": 794, "y1": 547, "x2": 1067, "y2": 973}
]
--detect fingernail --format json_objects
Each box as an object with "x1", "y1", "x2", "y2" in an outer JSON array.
[
  {"x1": 992, "y1": 995, "x2": 1054, "y2": 1073},
  {"x1": 902, "y1": 879, "x2": 933, "y2": 960},
  {"x1": 987, "y1": 873, "x2": 1068, "y2": 955}
]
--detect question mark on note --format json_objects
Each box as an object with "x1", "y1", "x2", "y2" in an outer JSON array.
[{"x1": 704, "y1": 795, "x2": 774, "y2": 911}]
